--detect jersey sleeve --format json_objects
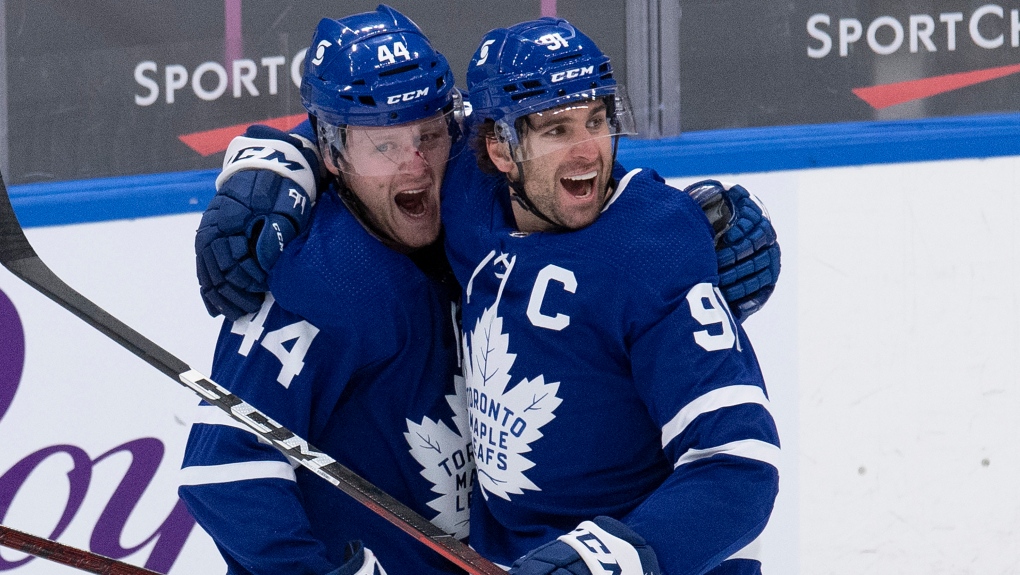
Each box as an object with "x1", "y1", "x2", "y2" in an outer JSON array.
[
  {"x1": 291, "y1": 118, "x2": 315, "y2": 142},
  {"x1": 620, "y1": 181, "x2": 781, "y2": 573},
  {"x1": 179, "y1": 190, "x2": 453, "y2": 574},
  {"x1": 178, "y1": 302, "x2": 350, "y2": 575},
  {"x1": 439, "y1": 138, "x2": 508, "y2": 277},
  {"x1": 179, "y1": 199, "x2": 398, "y2": 574}
]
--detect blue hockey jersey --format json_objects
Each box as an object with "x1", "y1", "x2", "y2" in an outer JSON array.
[
  {"x1": 179, "y1": 188, "x2": 473, "y2": 574},
  {"x1": 442, "y1": 156, "x2": 781, "y2": 574}
]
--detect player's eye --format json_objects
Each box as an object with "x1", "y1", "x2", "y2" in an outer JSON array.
[
  {"x1": 542, "y1": 125, "x2": 565, "y2": 137},
  {"x1": 419, "y1": 130, "x2": 442, "y2": 144}
]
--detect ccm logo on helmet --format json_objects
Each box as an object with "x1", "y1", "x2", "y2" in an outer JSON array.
[
  {"x1": 550, "y1": 66, "x2": 594, "y2": 83},
  {"x1": 386, "y1": 87, "x2": 430, "y2": 105}
]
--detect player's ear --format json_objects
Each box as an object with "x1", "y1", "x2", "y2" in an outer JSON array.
[
  {"x1": 486, "y1": 137, "x2": 515, "y2": 175},
  {"x1": 316, "y1": 122, "x2": 343, "y2": 177},
  {"x1": 320, "y1": 153, "x2": 342, "y2": 177}
]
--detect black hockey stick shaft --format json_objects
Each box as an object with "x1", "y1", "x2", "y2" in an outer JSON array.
[
  {"x1": 0, "y1": 525, "x2": 160, "y2": 575},
  {"x1": 0, "y1": 171, "x2": 503, "y2": 575}
]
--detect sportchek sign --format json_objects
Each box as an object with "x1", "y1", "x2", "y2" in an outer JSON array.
[
  {"x1": 680, "y1": 1, "x2": 1020, "y2": 131},
  {"x1": 807, "y1": 5, "x2": 1020, "y2": 109},
  {"x1": 5, "y1": 0, "x2": 1020, "y2": 184}
]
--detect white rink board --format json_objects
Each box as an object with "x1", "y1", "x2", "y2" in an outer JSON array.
[
  {"x1": 0, "y1": 213, "x2": 224, "y2": 574},
  {"x1": 0, "y1": 154, "x2": 1017, "y2": 573},
  {"x1": 670, "y1": 154, "x2": 1020, "y2": 575}
]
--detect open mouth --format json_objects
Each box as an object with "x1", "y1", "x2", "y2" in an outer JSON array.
[
  {"x1": 394, "y1": 189, "x2": 428, "y2": 217},
  {"x1": 560, "y1": 170, "x2": 597, "y2": 198}
]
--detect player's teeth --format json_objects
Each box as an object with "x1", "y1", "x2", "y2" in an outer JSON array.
[{"x1": 565, "y1": 171, "x2": 597, "y2": 181}]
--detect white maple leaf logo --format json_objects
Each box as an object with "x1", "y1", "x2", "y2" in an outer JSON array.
[
  {"x1": 461, "y1": 253, "x2": 562, "y2": 501},
  {"x1": 404, "y1": 372, "x2": 474, "y2": 540}
]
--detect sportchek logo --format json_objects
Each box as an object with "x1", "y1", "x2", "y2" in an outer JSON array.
[
  {"x1": 177, "y1": 113, "x2": 307, "y2": 157},
  {"x1": 852, "y1": 62, "x2": 1020, "y2": 109},
  {"x1": 807, "y1": 4, "x2": 1020, "y2": 108},
  {"x1": 133, "y1": 48, "x2": 309, "y2": 156},
  {"x1": 172, "y1": 4, "x2": 1020, "y2": 157}
]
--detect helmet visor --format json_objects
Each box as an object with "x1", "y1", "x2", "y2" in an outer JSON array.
[
  {"x1": 320, "y1": 108, "x2": 463, "y2": 178},
  {"x1": 502, "y1": 89, "x2": 637, "y2": 164}
]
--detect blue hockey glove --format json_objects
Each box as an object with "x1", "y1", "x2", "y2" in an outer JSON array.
[
  {"x1": 509, "y1": 516, "x2": 661, "y2": 575},
  {"x1": 686, "y1": 180, "x2": 781, "y2": 323},
  {"x1": 196, "y1": 125, "x2": 321, "y2": 319},
  {"x1": 325, "y1": 541, "x2": 388, "y2": 575}
]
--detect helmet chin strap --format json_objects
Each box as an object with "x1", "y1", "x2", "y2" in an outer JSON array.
[
  {"x1": 331, "y1": 173, "x2": 410, "y2": 253},
  {"x1": 318, "y1": 120, "x2": 433, "y2": 254},
  {"x1": 506, "y1": 161, "x2": 563, "y2": 231}
]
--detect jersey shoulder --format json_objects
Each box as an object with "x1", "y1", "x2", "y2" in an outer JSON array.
[
  {"x1": 441, "y1": 147, "x2": 507, "y2": 238},
  {"x1": 573, "y1": 166, "x2": 718, "y2": 293},
  {"x1": 268, "y1": 189, "x2": 434, "y2": 331}
]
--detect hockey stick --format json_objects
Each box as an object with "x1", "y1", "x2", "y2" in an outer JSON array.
[
  {"x1": 0, "y1": 525, "x2": 159, "y2": 575},
  {"x1": 0, "y1": 171, "x2": 503, "y2": 575}
]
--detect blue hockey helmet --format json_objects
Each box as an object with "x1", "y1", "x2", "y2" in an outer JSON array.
[
  {"x1": 300, "y1": 5, "x2": 458, "y2": 128},
  {"x1": 465, "y1": 17, "x2": 635, "y2": 230},
  {"x1": 466, "y1": 17, "x2": 635, "y2": 155},
  {"x1": 299, "y1": 6, "x2": 460, "y2": 251}
]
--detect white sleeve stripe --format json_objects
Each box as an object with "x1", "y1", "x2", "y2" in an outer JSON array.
[
  {"x1": 673, "y1": 439, "x2": 781, "y2": 469},
  {"x1": 178, "y1": 460, "x2": 297, "y2": 486},
  {"x1": 191, "y1": 405, "x2": 258, "y2": 435},
  {"x1": 725, "y1": 531, "x2": 765, "y2": 562},
  {"x1": 661, "y1": 385, "x2": 770, "y2": 448},
  {"x1": 190, "y1": 405, "x2": 304, "y2": 458}
]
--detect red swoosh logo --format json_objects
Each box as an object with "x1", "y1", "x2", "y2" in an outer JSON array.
[
  {"x1": 853, "y1": 62, "x2": 1020, "y2": 109},
  {"x1": 178, "y1": 113, "x2": 307, "y2": 156}
]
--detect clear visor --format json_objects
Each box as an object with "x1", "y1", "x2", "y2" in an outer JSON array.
[
  {"x1": 319, "y1": 108, "x2": 462, "y2": 178},
  {"x1": 500, "y1": 90, "x2": 637, "y2": 164}
]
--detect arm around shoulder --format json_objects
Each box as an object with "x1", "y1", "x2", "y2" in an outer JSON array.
[{"x1": 685, "y1": 179, "x2": 781, "y2": 322}]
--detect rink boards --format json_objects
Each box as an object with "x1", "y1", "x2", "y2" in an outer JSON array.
[{"x1": 1, "y1": 115, "x2": 1019, "y2": 574}]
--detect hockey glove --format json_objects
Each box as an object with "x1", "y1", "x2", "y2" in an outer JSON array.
[
  {"x1": 325, "y1": 541, "x2": 388, "y2": 575},
  {"x1": 509, "y1": 516, "x2": 661, "y2": 575},
  {"x1": 686, "y1": 180, "x2": 781, "y2": 323},
  {"x1": 196, "y1": 125, "x2": 321, "y2": 319}
]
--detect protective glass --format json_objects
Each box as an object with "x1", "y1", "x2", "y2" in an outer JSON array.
[
  {"x1": 319, "y1": 108, "x2": 463, "y2": 178},
  {"x1": 501, "y1": 89, "x2": 637, "y2": 164}
]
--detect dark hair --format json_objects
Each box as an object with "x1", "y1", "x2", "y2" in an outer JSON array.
[
  {"x1": 471, "y1": 116, "x2": 537, "y2": 175},
  {"x1": 470, "y1": 118, "x2": 501, "y2": 175}
]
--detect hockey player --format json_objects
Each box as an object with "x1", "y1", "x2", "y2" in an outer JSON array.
[
  {"x1": 442, "y1": 18, "x2": 782, "y2": 574},
  {"x1": 196, "y1": 64, "x2": 778, "y2": 326},
  {"x1": 190, "y1": 11, "x2": 782, "y2": 575},
  {"x1": 178, "y1": 7, "x2": 472, "y2": 574}
]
